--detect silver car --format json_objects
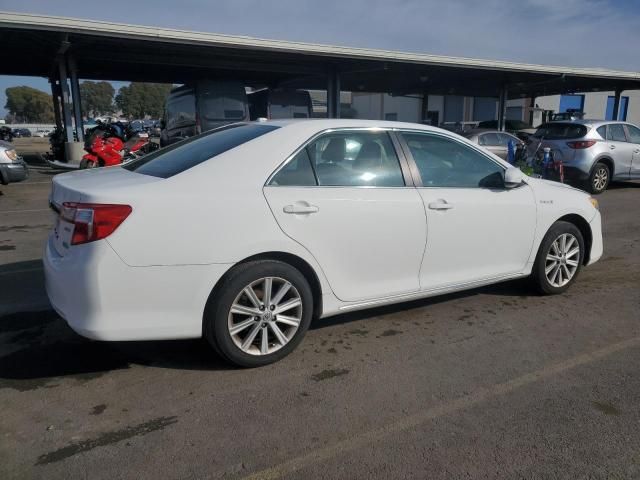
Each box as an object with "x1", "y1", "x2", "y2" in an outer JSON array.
[
  {"x1": 528, "y1": 120, "x2": 640, "y2": 194},
  {"x1": 463, "y1": 129, "x2": 524, "y2": 161},
  {"x1": 0, "y1": 140, "x2": 28, "y2": 185}
]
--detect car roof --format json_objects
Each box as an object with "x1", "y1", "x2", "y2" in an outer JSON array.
[
  {"x1": 463, "y1": 128, "x2": 518, "y2": 137},
  {"x1": 543, "y1": 119, "x2": 633, "y2": 128},
  {"x1": 255, "y1": 118, "x2": 446, "y2": 132}
]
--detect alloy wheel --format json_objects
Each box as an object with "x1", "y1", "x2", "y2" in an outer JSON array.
[
  {"x1": 592, "y1": 167, "x2": 608, "y2": 192},
  {"x1": 545, "y1": 233, "x2": 580, "y2": 288},
  {"x1": 227, "y1": 276, "x2": 302, "y2": 356}
]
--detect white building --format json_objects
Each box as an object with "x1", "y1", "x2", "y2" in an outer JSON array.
[{"x1": 350, "y1": 90, "x2": 640, "y2": 127}]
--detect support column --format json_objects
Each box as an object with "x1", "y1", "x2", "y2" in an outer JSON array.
[
  {"x1": 497, "y1": 85, "x2": 508, "y2": 131},
  {"x1": 57, "y1": 55, "x2": 74, "y2": 143},
  {"x1": 49, "y1": 78, "x2": 62, "y2": 132},
  {"x1": 67, "y1": 55, "x2": 84, "y2": 142},
  {"x1": 528, "y1": 96, "x2": 535, "y2": 127},
  {"x1": 421, "y1": 91, "x2": 429, "y2": 123},
  {"x1": 327, "y1": 67, "x2": 340, "y2": 119},
  {"x1": 611, "y1": 88, "x2": 622, "y2": 121}
]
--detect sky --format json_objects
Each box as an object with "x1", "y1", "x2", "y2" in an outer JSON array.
[{"x1": 2, "y1": 0, "x2": 640, "y2": 115}]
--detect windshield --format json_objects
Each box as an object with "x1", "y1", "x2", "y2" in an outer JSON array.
[{"x1": 124, "y1": 123, "x2": 279, "y2": 178}]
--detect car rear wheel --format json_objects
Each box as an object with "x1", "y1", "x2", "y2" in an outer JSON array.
[
  {"x1": 532, "y1": 221, "x2": 585, "y2": 295},
  {"x1": 588, "y1": 162, "x2": 610, "y2": 194},
  {"x1": 204, "y1": 260, "x2": 313, "y2": 367}
]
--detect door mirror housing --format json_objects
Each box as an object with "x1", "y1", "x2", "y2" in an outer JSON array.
[{"x1": 504, "y1": 167, "x2": 524, "y2": 188}]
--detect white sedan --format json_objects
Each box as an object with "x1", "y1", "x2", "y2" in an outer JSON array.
[{"x1": 44, "y1": 120, "x2": 603, "y2": 367}]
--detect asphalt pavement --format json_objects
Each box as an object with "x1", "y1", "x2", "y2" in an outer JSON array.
[{"x1": 1, "y1": 141, "x2": 639, "y2": 479}]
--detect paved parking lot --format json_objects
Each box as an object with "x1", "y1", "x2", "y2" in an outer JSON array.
[{"x1": 1, "y1": 148, "x2": 639, "y2": 479}]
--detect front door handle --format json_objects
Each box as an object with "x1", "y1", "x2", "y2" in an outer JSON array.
[
  {"x1": 283, "y1": 204, "x2": 319, "y2": 214},
  {"x1": 428, "y1": 200, "x2": 454, "y2": 210}
]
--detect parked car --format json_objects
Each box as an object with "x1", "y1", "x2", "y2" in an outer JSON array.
[
  {"x1": 462, "y1": 129, "x2": 524, "y2": 161},
  {"x1": 477, "y1": 119, "x2": 537, "y2": 142},
  {"x1": 527, "y1": 120, "x2": 640, "y2": 194},
  {"x1": 35, "y1": 129, "x2": 52, "y2": 138},
  {"x1": 160, "y1": 80, "x2": 249, "y2": 146},
  {"x1": 44, "y1": 120, "x2": 602, "y2": 367},
  {"x1": 439, "y1": 121, "x2": 479, "y2": 134},
  {"x1": 0, "y1": 126, "x2": 14, "y2": 142},
  {"x1": 248, "y1": 89, "x2": 312, "y2": 120},
  {"x1": 0, "y1": 140, "x2": 28, "y2": 184},
  {"x1": 12, "y1": 128, "x2": 32, "y2": 138}
]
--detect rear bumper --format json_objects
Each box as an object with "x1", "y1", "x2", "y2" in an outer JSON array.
[
  {"x1": 43, "y1": 235, "x2": 233, "y2": 341},
  {"x1": 0, "y1": 160, "x2": 28, "y2": 185},
  {"x1": 587, "y1": 210, "x2": 603, "y2": 266}
]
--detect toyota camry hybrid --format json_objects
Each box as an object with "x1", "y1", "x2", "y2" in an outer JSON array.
[{"x1": 44, "y1": 120, "x2": 603, "y2": 367}]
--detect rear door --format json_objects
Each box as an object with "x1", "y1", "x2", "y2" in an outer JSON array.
[
  {"x1": 605, "y1": 123, "x2": 633, "y2": 179},
  {"x1": 264, "y1": 129, "x2": 426, "y2": 302},
  {"x1": 398, "y1": 130, "x2": 536, "y2": 289}
]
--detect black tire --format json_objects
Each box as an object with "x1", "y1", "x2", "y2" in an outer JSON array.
[
  {"x1": 203, "y1": 260, "x2": 313, "y2": 367},
  {"x1": 532, "y1": 221, "x2": 585, "y2": 295},
  {"x1": 587, "y1": 162, "x2": 610, "y2": 194}
]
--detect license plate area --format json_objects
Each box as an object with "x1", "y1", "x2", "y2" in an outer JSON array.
[{"x1": 53, "y1": 216, "x2": 74, "y2": 256}]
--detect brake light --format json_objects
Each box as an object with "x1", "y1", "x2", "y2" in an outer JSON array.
[
  {"x1": 61, "y1": 202, "x2": 132, "y2": 245},
  {"x1": 566, "y1": 140, "x2": 596, "y2": 149}
]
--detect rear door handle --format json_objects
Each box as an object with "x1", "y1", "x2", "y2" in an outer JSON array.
[
  {"x1": 428, "y1": 200, "x2": 454, "y2": 210},
  {"x1": 283, "y1": 204, "x2": 319, "y2": 214},
  {"x1": 610, "y1": 145, "x2": 616, "y2": 150}
]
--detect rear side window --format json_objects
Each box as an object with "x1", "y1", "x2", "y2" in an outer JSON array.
[
  {"x1": 607, "y1": 124, "x2": 627, "y2": 142},
  {"x1": 534, "y1": 123, "x2": 587, "y2": 139},
  {"x1": 269, "y1": 149, "x2": 317, "y2": 186},
  {"x1": 596, "y1": 125, "x2": 607, "y2": 139},
  {"x1": 125, "y1": 124, "x2": 279, "y2": 178},
  {"x1": 479, "y1": 133, "x2": 500, "y2": 146}
]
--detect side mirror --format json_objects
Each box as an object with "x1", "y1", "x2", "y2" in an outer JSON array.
[{"x1": 504, "y1": 168, "x2": 524, "y2": 188}]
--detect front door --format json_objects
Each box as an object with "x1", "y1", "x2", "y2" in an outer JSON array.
[
  {"x1": 399, "y1": 131, "x2": 537, "y2": 289},
  {"x1": 624, "y1": 124, "x2": 640, "y2": 178},
  {"x1": 264, "y1": 129, "x2": 427, "y2": 302}
]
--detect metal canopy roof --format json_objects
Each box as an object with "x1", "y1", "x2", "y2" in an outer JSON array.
[{"x1": 1, "y1": 11, "x2": 639, "y2": 98}]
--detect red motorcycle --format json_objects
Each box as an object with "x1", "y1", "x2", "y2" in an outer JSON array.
[{"x1": 80, "y1": 123, "x2": 159, "y2": 169}]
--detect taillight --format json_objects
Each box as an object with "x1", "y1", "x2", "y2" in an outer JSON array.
[
  {"x1": 61, "y1": 202, "x2": 132, "y2": 245},
  {"x1": 566, "y1": 140, "x2": 596, "y2": 149}
]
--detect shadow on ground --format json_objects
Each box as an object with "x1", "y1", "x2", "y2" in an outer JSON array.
[{"x1": 0, "y1": 260, "x2": 536, "y2": 390}]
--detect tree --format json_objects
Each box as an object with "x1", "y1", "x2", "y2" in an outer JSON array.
[
  {"x1": 4, "y1": 86, "x2": 55, "y2": 123},
  {"x1": 115, "y1": 83, "x2": 172, "y2": 119},
  {"x1": 80, "y1": 81, "x2": 114, "y2": 117}
]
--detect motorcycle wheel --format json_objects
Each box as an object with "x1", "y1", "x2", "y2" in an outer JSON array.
[{"x1": 79, "y1": 159, "x2": 98, "y2": 169}]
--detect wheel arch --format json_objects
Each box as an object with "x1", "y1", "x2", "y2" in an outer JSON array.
[
  {"x1": 593, "y1": 156, "x2": 614, "y2": 177},
  {"x1": 206, "y1": 251, "x2": 324, "y2": 321},
  {"x1": 556, "y1": 214, "x2": 593, "y2": 265}
]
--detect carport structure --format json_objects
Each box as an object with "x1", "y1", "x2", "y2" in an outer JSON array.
[{"x1": 1, "y1": 11, "x2": 639, "y2": 160}]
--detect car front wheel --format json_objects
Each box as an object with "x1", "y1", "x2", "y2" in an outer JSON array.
[
  {"x1": 532, "y1": 221, "x2": 585, "y2": 295},
  {"x1": 204, "y1": 260, "x2": 313, "y2": 367}
]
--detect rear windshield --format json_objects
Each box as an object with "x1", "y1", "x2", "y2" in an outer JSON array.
[
  {"x1": 124, "y1": 123, "x2": 279, "y2": 178},
  {"x1": 533, "y1": 123, "x2": 587, "y2": 140}
]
